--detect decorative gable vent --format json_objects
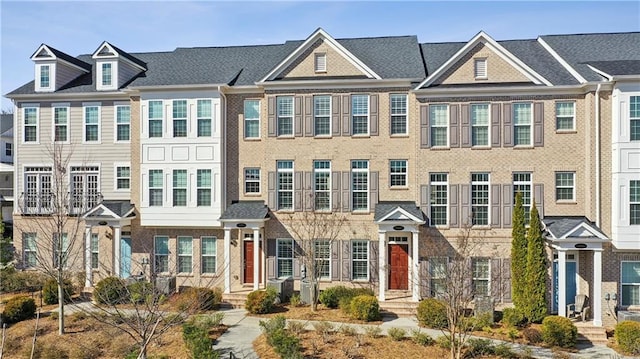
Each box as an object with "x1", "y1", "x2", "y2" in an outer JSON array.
[
  {"x1": 30, "y1": 44, "x2": 91, "y2": 93},
  {"x1": 92, "y1": 41, "x2": 146, "y2": 91},
  {"x1": 474, "y1": 58, "x2": 487, "y2": 79},
  {"x1": 315, "y1": 53, "x2": 327, "y2": 72}
]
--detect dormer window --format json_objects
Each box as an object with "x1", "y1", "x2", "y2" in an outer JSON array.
[
  {"x1": 474, "y1": 58, "x2": 487, "y2": 79},
  {"x1": 315, "y1": 53, "x2": 326, "y2": 73},
  {"x1": 40, "y1": 65, "x2": 50, "y2": 88},
  {"x1": 35, "y1": 63, "x2": 55, "y2": 92},
  {"x1": 97, "y1": 61, "x2": 117, "y2": 90}
]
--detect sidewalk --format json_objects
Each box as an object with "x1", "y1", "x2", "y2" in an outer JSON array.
[{"x1": 215, "y1": 308, "x2": 632, "y2": 359}]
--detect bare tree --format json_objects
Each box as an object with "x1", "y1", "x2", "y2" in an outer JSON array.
[
  {"x1": 284, "y1": 192, "x2": 348, "y2": 311},
  {"x1": 15, "y1": 143, "x2": 88, "y2": 335}
]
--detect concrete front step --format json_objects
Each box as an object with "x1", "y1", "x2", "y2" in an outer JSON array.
[
  {"x1": 221, "y1": 292, "x2": 250, "y2": 309},
  {"x1": 576, "y1": 325, "x2": 609, "y2": 345},
  {"x1": 379, "y1": 300, "x2": 418, "y2": 318}
]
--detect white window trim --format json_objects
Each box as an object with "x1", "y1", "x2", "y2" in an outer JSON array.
[
  {"x1": 390, "y1": 93, "x2": 408, "y2": 136},
  {"x1": 555, "y1": 101, "x2": 576, "y2": 132},
  {"x1": 277, "y1": 160, "x2": 294, "y2": 211},
  {"x1": 314, "y1": 239, "x2": 331, "y2": 280},
  {"x1": 244, "y1": 167, "x2": 261, "y2": 195},
  {"x1": 52, "y1": 103, "x2": 70, "y2": 143},
  {"x1": 474, "y1": 58, "x2": 487, "y2": 79},
  {"x1": 276, "y1": 238, "x2": 294, "y2": 278},
  {"x1": 471, "y1": 173, "x2": 491, "y2": 226},
  {"x1": 244, "y1": 99, "x2": 261, "y2": 139},
  {"x1": 82, "y1": 102, "x2": 101, "y2": 144},
  {"x1": 555, "y1": 171, "x2": 576, "y2": 202},
  {"x1": 314, "y1": 52, "x2": 327, "y2": 73},
  {"x1": 430, "y1": 104, "x2": 449, "y2": 148},
  {"x1": 197, "y1": 99, "x2": 213, "y2": 138},
  {"x1": 430, "y1": 173, "x2": 449, "y2": 227},
  {"x1": 148, "y1": 169, "x2": 164, "y2": 207},
  {"x1": 314, "y1": 95, "x2": 332, "y2": 137},
  {"x1": 629, "y1": 180, "x2": 640, "y2": 225},
  {"x1": 114, "y1": 162, "x2": 131, "y2": 192},
  {"x1": 472, "y1": 257, "x2": 491, "y2": 298},
  {"x1": 96, "y1": 61, "x2": 117, "y2": 91},
  {"x1": 313, "y1": 160, "x2": 331, "y2": 211},
  {"x1": 172, "y1": 169, "x2": 188, "y2": 207},
  {"x1": 145, "y1": 100, "x2": 165, "y2": 139},
  {"x1": 351, "y1": 160, "x2": 369, "y2": 212},
  {"x1": 277, "y1": 96, "x2": 294, "y2": 137},
  {"x1": 90, "y1": 233, "x2": 99, "y2": 270},
  {"x1": 171, "y1": 99, "x2": 188, "y2": 138},
  {"x1": 471, "y1": 103, "x2": 491, "y2": 147},
  {"x1": 351, "y1": 94, "x2": 370, "y2": 136},
  {"x1": 114, "y1": 102, "x2": 131, "y2": 143},
  {"x1": 351, "y1": 240, "x2": 370, "y2": 282},
  {"x1": 177, "y1": 236, "x2": 193, "y2": 274},
  {"x1": 35, "y1": 63, "x2": 55, "y2": 92},
  {"x1": 22, "y1": 104, "x2": 40, "y2": 144},
  {"x1": 196, "y1": 169, "x2": 212, "y2": 207},
  {"x1": 621, "y1": 261, "x2": 640, "y2": 307},
  {"x1": 389, "y1": 159, "x2": 408, "y2": 188},
  {"x1": 23, "y1": 233, "x2": 37, "y2": 268},
  {"x1": 201, "y1": 236, "x2": 217, "y2": 274},
  {"x1": 154, "y1": 235, "x2": 170, "y2": 274},
  {"x1": 513, "y1": 102, "x2": 533, "y2": 147}
]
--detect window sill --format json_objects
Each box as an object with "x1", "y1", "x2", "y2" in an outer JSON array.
[
  {"x1": 513, "y1": 145, "x2": 534, "y2": 150},
  {"x1": 276, "y1": 209, "x2": 295, "y2": 214},
  {"x1": 351, "y1": 210, "x2": 371, "y2": 215},
  {"x1": 244, "y1": 137, "x2": 261, "y2": 141},
  {"x1": 471, "y1": 146, "x2": 491, "y2": 150},
  {"x1": 430, "y1": 147, "x2": 450, "y2": 151},
  {"x1": 390, "y1": 134, "x2": 409, "y2": 138},
  {"x1": 177, "y1": 273, "x2": 193, "y2": 277},
  {"x1": 276, "y1": 135, "x2": 295, "y2": 139},
  {"x1": 244, "y1": 193, "x2": 262, "y2": 197},
  {"x1": 314, "y1": 135, "x2": 332, "y2": 139},
  {"x1": 555, "y1": 130, "x2": 577, "y2": 134},
  {"x1": 556, "y1": 200, "x2": 577, "y2": 205},
  {"x1": 201, "y1": 273, "x2": 217, "y2": 277},
  {"x1": 390, "y1": 186, "x2": 409, "y2": 191},
  {"x1": 352, "y1": 134, "x2": 370, "y2": 138},
  {"x1": 430, "y1": 225, "x2": 450, "y2": 230}
]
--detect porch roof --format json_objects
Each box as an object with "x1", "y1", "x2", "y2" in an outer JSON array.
[
  {"x1": 220, "y1": 200, "x2": 269, "y2": 221},
  {"x1": 543, "y1": 216, "x2": 608, "y2": 243},
  {"x1": 374, "y1": 201, "x2": 425, "y2": 224},
  {"x1": 83, "y1": 200, "x2": 135, "y2": 220}
]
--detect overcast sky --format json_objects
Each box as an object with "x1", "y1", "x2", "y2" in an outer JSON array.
[{"x1": 2, "y1": 0, "x2": 639, "y2": 110}]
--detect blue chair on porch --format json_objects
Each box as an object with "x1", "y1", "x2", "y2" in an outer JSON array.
[{"x1": 567, "y1": 294, "x2": 590, "y2": 321}]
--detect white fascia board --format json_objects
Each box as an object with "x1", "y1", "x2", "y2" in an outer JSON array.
[
  {"x1": 562, "y1": 223, "x2": 609, "y2": 241},
  {"x1": 128, "y1": 83, "x2": 226, "y2": 91},
  {"x1": 586, "y1": 65, "x2": 613, "y2": 81},
  {"x1": 260, "y1": 28, "x2": 381, "y2": 82},
  {"x1": 414, "y1": 84, "x2": 587, "y2": 98},
  {"x1": 30, "y1": 44, "x2": 55, "y2": 61},
  {"x1": 7, "y1": 92, "x2": 127, "y2": 102},
  {"x1": 375, "y1": 207, "x2": 425, "y2": 224},
  {"x1": 537, "y1": 37, "x2": 587, "y2": 84},
  {"x1": 92, "y1": 41, "x2": 118, "y2": 59},
  {"x1": 257, "y1": 78, "x2": 413, "y2": 91},
  {"x1": 416, "y1": 31, "x2": 551, "y2": 90}
]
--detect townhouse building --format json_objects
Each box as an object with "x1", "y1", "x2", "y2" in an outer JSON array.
[{"x1": 5, "y1": 29, "x2": 639, "y2": 327}]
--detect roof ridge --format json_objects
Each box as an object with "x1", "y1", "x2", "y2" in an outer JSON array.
[{"x1": 541, "y1": 31, "x2": 640, "y2": 37}]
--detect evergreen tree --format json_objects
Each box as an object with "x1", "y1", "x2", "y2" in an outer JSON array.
[
  {"x1": 511, "y1": 192, "x2": 527, "y2": 310},
  {"x1": 0, "y1": 211, "x2": 13, "y2": 267},
  {"x1": 524, "y1": 203, "x2": 548, "y2": 323}
]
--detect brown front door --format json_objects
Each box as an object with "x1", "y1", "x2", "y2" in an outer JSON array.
[
  {"x1": 388, "y1": 244, "x2": 408, "y2": 290},
  {"x1": 244, "y1": 241, "x2": 262, "y2": 284}
]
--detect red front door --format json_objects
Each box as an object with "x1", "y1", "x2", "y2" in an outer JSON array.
[
  {"x1": 388, "y1": 244, "x2": 408, "y2": 290},
  {"x1": 243, "y1": 241, "x2": 262, "y2": 284}
]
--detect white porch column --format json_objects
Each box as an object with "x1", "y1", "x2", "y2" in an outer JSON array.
[
  {"x1": 224, "y1": 228, "x2": 231, "y2": 294},
  {"x1": 378, "y1": 231, "x2": 386, "y2": 302},
  {"x1": 253, "y1": 228, "x2": 260, "y2": 291},
  {"x1": 113, "y1": 226, "x2": 121, "y2": 277},
  {"x1": 84, "y1": 226, "x2": 92, "y2": 288},
  {"x1": 593, "y1": 249, "x2": 603, "y2": 326},
  {"x1": 411, "y1": 230, "x2": 420, "y2": 302},
  {"x1": 558, "y1": 250, "x2": 567, "y2": 317}
]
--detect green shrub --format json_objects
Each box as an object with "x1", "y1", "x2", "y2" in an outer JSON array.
[
  {"x1": 319, "y1": 286, "x2": 374, "y2": 309},
  {"x1": 436, "y1": 335, "x2": 452, "y2": 349},
  {"x1": 182, "y1": 322, "x2": 219, "y2": 359},
  {"x1": 245, "y1": 288, "x2": 277, "y2": 314},
  {"x1": 466, "y1": 338, "x2": 496, "y2": 357},
  {"x1": 501, "y1": 307, "x2": 525, "y2": 328},
  {"x1": 0, "y1": 269, "x2": 47, "y2": 293},
  {"x1": 410, "y1": 329, "x2": 434, "y2": 346},
  {"x1": 2, "y1": 296, "x2": 36, "y2": 323},
  {"x1": 312, "y1": 320, "x2": 334, "y2": 335},
  {"x1": 416, "y1": 298, "x2": 448, "y2": 329},
  {"x1": 287, "y1": 320, "x2": 306, "y2": 335},
  {"x1": 363, "y1": 325, "x2": 382, "y2": 338},
  {"x1": 177, "y1": 286, "x2": 222, "y2": 311},
  {"x1": 541, "y1": 315, "x2": 577, "y2": 348},
  {"x1": 42, "y1": 278, "x2": 73, "y2": 305},
  {"x1": 387, "y1": 327, "x2": 406, "y2": 341},
  {"x1": 289, "y1": 293, "x2": 302, "y2": 307},
  {"x1": 94, "y1": 277, "x2": 127, "y2": 305},
  {"x1": 349, "y1": 295, "x2": 380, "y2": 322},
  {"x1": 493, "y1": 343, "x2": 518, "y2": 359},
  {"x1": 615, "y1": 321, "x2": 640, "y2": 355},
  {"x1": 126, "y1": 281, "x2": 154, "y2": 304},
  {"x1": 260, "y1": 315, "x2": 286, "y2": 333},
  {"x1": 259, "y1": 315, "x2": 301, "y2": 358},
  {"x1": 522, "y1": 327, "x2": 542, "y2": 344}
]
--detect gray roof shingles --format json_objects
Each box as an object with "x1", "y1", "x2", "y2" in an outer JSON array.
[
  {"x1": 587, "y1": 60, "x2": 640, "y2": 76},
  {"x1": 540, "y1": 32, "x2": 640, "y2": 81},
  {"x1": 374, "y1": 201, "x2": 423, "y2": 222},
  {"x1": 542, "y1": 216, "x2": 606, "y2": 239},
  {"x1": 220, "y1": 201, "x2": 269, "y2": 220}
]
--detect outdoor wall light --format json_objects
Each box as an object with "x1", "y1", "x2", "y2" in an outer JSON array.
[{"x1": 605, "y1": 293, "x2": 610, "y2": 301}]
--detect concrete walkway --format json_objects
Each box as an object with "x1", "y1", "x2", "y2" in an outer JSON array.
[{"x1": 215, "y1": 308, "x2": 632, "y2": 359}]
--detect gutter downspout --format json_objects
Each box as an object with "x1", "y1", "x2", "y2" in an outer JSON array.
[
  {"x1": 595, "y1": 83, "x2": 602, "y2": 227},
  {"x1": 218, "y1": 86, "x2": 227, "y2": 211}
]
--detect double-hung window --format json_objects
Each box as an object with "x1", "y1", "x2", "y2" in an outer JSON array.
[
  {"x1": 173, "y1": 170, "x2": 187, "y2": 206},
  {"x1": 314, "y1": 160, "x2": 331, "y2": 210},
  {"x1": 630, "y1": 180, "x2": 640, "y2": 225},
  {"x1": 197, "y1": 99, "x2": 212, "y2": 137},
  {"x1": 173, "y1": 100, "x2": 187, "y2": 137},
  {"x1": 149, "y1": 170, "x2": 163, "y2": 206},
  {"x1": 201, "y1": 237, "x2": 217, "y2": 274},
  {"x1": 154, "y1": 236, "x2": 169, "y2": 273},
  {"x1": 53, "y1": 105, "x2": 69, "y2": 142},
  {"x1": 513, "y1": 103, "x2": 532, "y2": 146},
  {"x1": 390, "y1": 160, "x2": 407, "y2": 187},
  {"x1": 116, "y1": 105, "x2": 131, "y2": 141},
  {"x1": 197, "y1": 169, "x2": 211, "y2": 206},
  {"x1": 471, "y1": 173, "x2": 490, "y2": 226},
  {"x1": 84, "y1": 105, "x2": 100, "y2": 142},
  {"x1": 23, "y1": 106, "x2": 39, "y2": 143},
  {"x1": 23, "y1": 233, "x2": 37, "y2": 267},
  {"x1": 472, "y1": 258, "x2": 490, "y2": 298},
  {"x1": 101, "y1": 63, "x2": 112, "y2": 87},
  {"x1": 5, "y1": 143, "x2": 10, "y2": 157},
  {"x1": 621, "y1": 261, "x2": 640, "y2": 306},
  {"x1": 177, "y1": 236, "x2": 193, "y2": 273},
  {"x1": 351, "y1": 160, "x2": 369, "y2": 211},
  {"x1": 91, "y1": 233, "x2": 99, "y2": 269},
  {"x1": 116, "y1": 165, "x2": 130, "y2": 190},
  {"x1": 513, "y1": 172, "x2": 532, "y2": 222},
  {"x1": 40, "y1": 65, "x2": 50, "y2": 89},
  {"x1": 430, "y1": 173, "x2": 448, "y2": 226},
  {"x1": 430, "y1": 104, "x2": 448, "y2": 147},
  {"x1": 53, "y1": 233, "x2": 69, "y2": 269},
  {"x1": 277, "y1": 96, "x2": 293, "y2": 136},
  {"x1": 555, "y1": 172, "x2": 575, "y2": 201},
  {"x1": 244, "y1": 168, "x2": 260, "y2": 194},
  {"x1": 556, "y1": 102, "x2": 575, "y2": 131},
  {"x1": 390, "y1": 94, "x2": 408, "y2": 135},
  {"x1": 351, "y1": 95, "x2": 369, "y2": 135},
  {"x1": 277, "y1": 239, "x2": 294, "y2": 278},
  {"x1": 351, "y1": 240, "x2": 369, "y2": 280},
  {"x1": 631, "y1": 96, "x2": 640, "y2": 141},
  {"x1": 148, "y1": 100, "x2": 163, "y2": 138},
  {"x1": 314, "y1": 240, "x2": 330, "y2": 280},
  {"x1": 471, "y1": 104, "x2": 489, "y2": 146},
  {"x1": 430, "y1": 257, "x2": 448, "y2": 297},
  {"x1": 314, "y1": 95, "x2": 331, "y2": 136},
  {"x1": 277, "y1": 161, "x2": 294, "y2": 210},
  {"x1": 244, "y1": 100, "x2": 260, "y2": 138}
]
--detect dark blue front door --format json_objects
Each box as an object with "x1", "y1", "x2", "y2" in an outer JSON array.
[{"x1": 553, "y1": 260, "x2": 577, "y2": 313}]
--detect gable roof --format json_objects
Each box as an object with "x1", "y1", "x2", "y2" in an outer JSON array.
[
  {"x1": 538, "y1": 32, "x2": 640, "y2": 83},
  {"x1": 587, "y1": 60, "x2": 640, "y2": 78},
  {"x1": 30, "y1": 44, "x2": 92, "y2": 72},
  {"x1": 92, "y1": 41, "x2": 147, "y2": 70},
  {"x1": 0, "y1": 114, "x2": 12, "y2": 134},
  {"x1": 416, "y1": 31, "x2": 552, "y2": 89},
  {"x1": 220, "y1": 201, "x2": 269, "y2": 221},
  {"x1": 374, "y1": 201, "x2": 425, "y2": 224},
  {"x1": 83, "y1": 200, "x2": 135, "y2": 220},
  {"x1": 543, "y1": 216, "x2": 608, "y2": 241}
]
